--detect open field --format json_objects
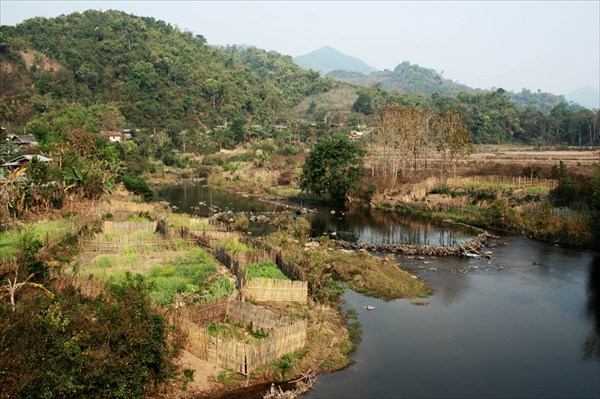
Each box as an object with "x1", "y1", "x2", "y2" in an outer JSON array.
[{"x1": 469, "y1": 146, "x2": 599, "y2": 165}]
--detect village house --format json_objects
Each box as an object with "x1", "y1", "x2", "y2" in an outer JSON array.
[
  {"x1": 99, "y1": 130, "x2": 123, "y2": 142},
  {"x1": 6, "y1": 134, "x2": 39, "y2": 146},
  {"x1": 1, "y1": 154, "x2": 52, "y2": 170},
  {"x1": 348, "y1": 127, "x2": 374, "y2": 141}
]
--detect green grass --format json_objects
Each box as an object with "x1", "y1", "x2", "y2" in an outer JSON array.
[
  {"x1": 166, "y1": 214, "x2": 211, "y2": 231},
  {"x1": 460, "y1": 180, "x2": 551, "y2": 196},
  {"x1": 127, "y1": 215, "x2": 153, "y2": 223},
  {"x1": 522, "y1": 186, "x2": 551, "y2": 195},
  {"x1": 146, "y1": 248, "x2": 217, "y2": 305},
  {"x1": 0, "y1": 219, "x2": 76, "y2": 261},
  {"x1": 245, "y1": 261, "x2": 289, "y2": 280},
  {"x1": 207, "y1": 322, "x2": 247, "y2": 340},
  {"x1": 217, "y1": 239, "x2": 253, "y2": 253},
  {"x1": 85, "y1": 247, "x2": 226, "y2": 306},
  {"x1": 273, "y1": 187, "x2": 302, "y2": 197},
  {"x1": 203, "y1": 276, "x2": 233, "y2": 302},
  {"x1": 208, "y1": 320, "x2": 268, "y2": 343},
  {"x1": 217, "y1": 369, "x2": 244, "y2": 385}
]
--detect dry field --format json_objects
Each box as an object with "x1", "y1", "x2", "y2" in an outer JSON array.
[{"x1": 468, "y1": 146, "x2": 599, "y2": 165}]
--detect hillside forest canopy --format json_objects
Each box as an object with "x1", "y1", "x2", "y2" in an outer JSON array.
[{"x1": 0, "y1": 9, "x2": 598, "y2": 153}]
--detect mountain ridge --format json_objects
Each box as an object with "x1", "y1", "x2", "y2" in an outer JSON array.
[
  {"x1": 565, "y1": 86, "x2": 600, "y2": 110},
  {"x1": 293, "y1": 46, "x2": 378, "y2": 76}
]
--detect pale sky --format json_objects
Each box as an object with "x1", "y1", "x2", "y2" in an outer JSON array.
[{"x1": 1, "y1": 1, "x2": 599, "y2": 95}]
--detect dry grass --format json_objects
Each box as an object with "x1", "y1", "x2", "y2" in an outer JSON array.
[{"x1": 324, "y1": 250, "x2": 432, "y2": 300}]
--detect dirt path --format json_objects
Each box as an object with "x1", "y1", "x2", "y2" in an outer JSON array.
[{"x1": 177, "y1": 350, "x2": 223, "y2": 396}]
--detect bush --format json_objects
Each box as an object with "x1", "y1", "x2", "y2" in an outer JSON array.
[
  {"x1": 0, "y1": 273, "x2": 179, "y2": 398},
  {"x1": 121, "y1": 176, "x2": 154, "y2": 201},
  {"x1": 228, "y1": 152, "x2": 253, "y2": 162},
  {"x1": 161, "y1": 152, "x2": 179, "y2": 167},
  {"x1": 279, "y1": 145, "x2": 300, "y2": 156},
  {"x1": 232, "y1": 215, "x2": 250, "y2": 232},
  {"x1": 201, "y1": 153, "x2": 225, "y2": 166},
  {"x1": 195, "y1": 165, "x2": 212, "y2": 179}
]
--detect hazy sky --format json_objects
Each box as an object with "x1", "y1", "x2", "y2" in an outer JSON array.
[{"x1": 1, "y1": 1, "x2": 599, "y2": 95}]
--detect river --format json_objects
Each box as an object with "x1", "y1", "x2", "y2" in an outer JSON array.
[{"x1": 157, "y1": 185, "x2": 600, "y2": 398}]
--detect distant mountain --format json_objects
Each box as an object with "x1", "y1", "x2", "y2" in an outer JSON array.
[
  {"x1": 294, "y1": 46, "x2": 378, "y2": 75},
  {"x1": 565, "y1": 87, "x2": 600, "y2": 110},
  {"x1": 328, "y1": 61, "x2": 475, "y2": 96},
  {"x1": 327, "y1": 61, "x2": 569, "y2": 112}
]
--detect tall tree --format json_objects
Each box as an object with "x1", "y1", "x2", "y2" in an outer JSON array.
[{"x1": 300, "y1": 135, "x2": 366, "y2": 203}]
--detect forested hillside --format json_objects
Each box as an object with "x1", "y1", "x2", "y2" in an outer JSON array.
[
  {"x1": 0, "y1": 10, "x2": 598, "y2": 148},
  {"x1": 0, "y1": 10, "x2": 332, "y2": 131},
  {"x1": 327, "y1": 60, "x2": 572, "y2": 113},
  {"x1": 328, "y1": 61, "x2": 473, "y2": 96}
]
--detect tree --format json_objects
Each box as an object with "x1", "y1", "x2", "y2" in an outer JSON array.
[
  {"x1": 353, "y1": 92, "x2": 373, "y2": 115},
  {"x1": 300, "y1": 135, "x2": 366, "y2": 203}
]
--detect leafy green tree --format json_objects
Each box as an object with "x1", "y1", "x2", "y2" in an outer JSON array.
[
  {"x1": 300, "y1": 135, "x2": 366, "y2": 203},
  {"x1": 352, "y1": 92, "x2": 373, "y2": 115}
]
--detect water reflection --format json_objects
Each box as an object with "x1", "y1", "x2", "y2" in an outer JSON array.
[
  {"x1": 582, "y1": 256, "x2": 600, "y2": 360},
  {"x1": 157, "y1": 185, "x2": 474, "y2": 246},
  {"x1": 156, "y1": 184, "x2": 271, "y2": 216},
  {"x1": 307, "y1": 207, "x2": 473, "y2": 246}
]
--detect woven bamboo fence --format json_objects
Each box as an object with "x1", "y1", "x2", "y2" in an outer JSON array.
[
  {"x1": 176, "y1": 316, "x2": 209, "y2": 359},
  {"x1": 174, "y1": 299, "x2": 229, "y2": 326},
  {"x1": 78, "y1": 238, "x2": 196, "y2": 253},
  {"x1": 102, "y1": 220, "x2": 157, "y2": 234},
  {"x1": 275, "y1": 253, "x2": 306, "y2": 282},
  {"x1": 214, "y1": 247, "x2": 248, "y2": 290},
  {"x1": 172, "y1": 299, "x2": 307, "y2": 375},
  {"x1": 214, "y1": 247, "x2": 307, "y2": 303},
  {"x1": 243, "y1": 279, "x2": 307, "y2": 303}
]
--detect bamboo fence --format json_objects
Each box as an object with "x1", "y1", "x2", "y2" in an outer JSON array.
[
  {"x1": 275, "y1": 253, "x2": 307, "y2": 282},
  {"x1": 243, "y1": 278, "x2": 307, "y2": 303},
  {"x1": 214, "y1": 247, "x2": 307, "y2": 303},
  {"x1": 173, "y1": 299, "x2": 229, "y2": 326},
  {"x1": 172, "y1": 299, "x2": 307, "y2": 375},
  {"x1": 78, "y1": 238, "x2": 196, "y2": 253},
  {"x1": 102, "y1": 220, "x2": 157, "y2": 234}
]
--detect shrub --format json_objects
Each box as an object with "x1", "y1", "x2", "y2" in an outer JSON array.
[
  {"x1": 0, "y1": 273, "x2": 179, "y2": 398},
  {"x1": 228, "y1": 152, "x2": 253, "y2": 162},
  {"x1": 121, "y1": 176, "x2": 154, "y2": 201},
  {"x1": 201, "y1": 153, "x2": 225, "y2": 166},
  {"x1": 279, "y1": 145, "x2": 300, "y2": 156},
  {"x1": 161, "y1": 152, "x2": 182, "y2": 168},
  {"x1": 232, "y1": 215, "x2": 250, "y2": 232}
]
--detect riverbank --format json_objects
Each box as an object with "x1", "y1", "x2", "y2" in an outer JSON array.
[
  {"x1": 191, "y1": 146, "x2": 598, "y2": 249},
  {"x1": 1, "y1": 185, "x2": 435, "y2": 399}
]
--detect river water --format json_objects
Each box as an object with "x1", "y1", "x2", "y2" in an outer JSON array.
[{"x1": 157, "y1": 185, "x2": 600, "y2": 398}]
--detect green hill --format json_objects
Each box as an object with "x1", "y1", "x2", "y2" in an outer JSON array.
[
  {"x1": 0, "y1": 10, "x2": 332, "y2": 130},
  {"x1": 328, "y1": 61, "x2": 473, "y2": 96},
  {"x1": 327, "y1": 60, "x2": 569, "y2": 113}
]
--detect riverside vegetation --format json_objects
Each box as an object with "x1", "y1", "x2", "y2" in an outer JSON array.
[
  {"x1": 1, "y1": 9, "x2": 599, "y2": 399},
  {"x1": 0, "y1": 188, "x2": 430, "y2": 398}
]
